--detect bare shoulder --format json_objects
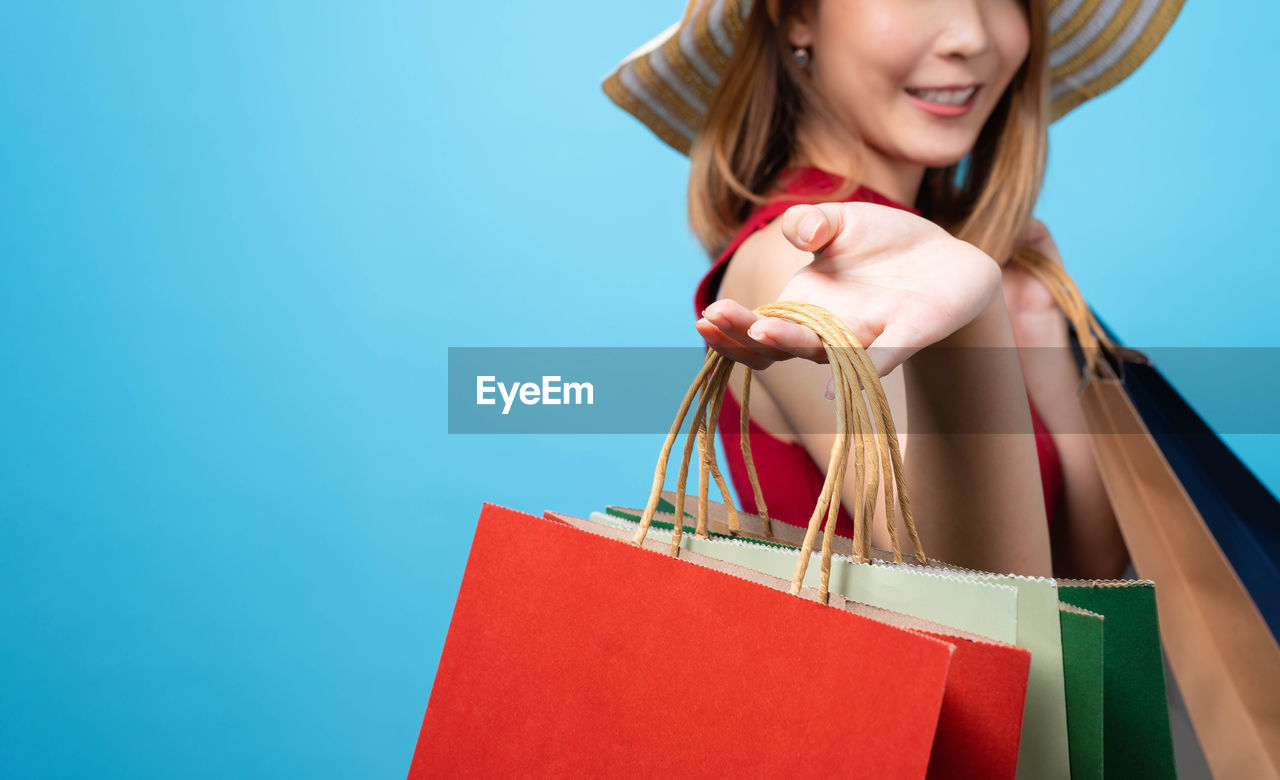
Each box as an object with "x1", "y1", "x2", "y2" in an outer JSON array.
[{"x1": 716, "y1": 216, "x2": 813, "y2": 309}]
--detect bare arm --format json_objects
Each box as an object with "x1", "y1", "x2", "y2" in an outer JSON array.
[
  {"x1": 1002, "y1": 227, "x2": 1128, "y2": 579},
  {"x1": 898, "y1": 290, "x2": 1052, "y2": 576}
]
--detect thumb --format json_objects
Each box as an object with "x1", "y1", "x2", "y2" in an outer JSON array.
[
  {"x1": 864, "y1": 321, "x2": 928, "y2": 377},
  {"x1": 780, "y1": 203, "x2": 858, "y2": 254}
]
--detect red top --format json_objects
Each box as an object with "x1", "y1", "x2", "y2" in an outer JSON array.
[{"x1": 693, "y1": 166, "x2": 1064, "y2": 538}]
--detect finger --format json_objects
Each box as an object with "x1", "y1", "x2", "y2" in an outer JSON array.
[
  {"x1": 695, "y1": 317, "x2": 776, "y2": 370},
  {"x1": 701, "y1": 299, "x2": 797, "y2": 362},
  {"x1": 1024, "y1": 217, "x2": 1049, "y2": 244},
  {"x1": 864, "y1": 321, "x2": 929, "y2": 377},
  {"x1": 824, "y1": 369, "x2": 866, "y2": 401},
  {"x1": 779, "y1": 202, "x2": 856, "y2": 254},
  {"x1": 696, "y1": 318, "x2": 776, "y2": 370},
  {"x1": 744, "y1": 316, "x2": 828, "y2": 363}
]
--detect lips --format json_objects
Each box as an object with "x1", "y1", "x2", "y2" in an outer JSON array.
[
  {"x1": 904, "y1": 84, "x2": 980, "y2": 107},
  {"x1": 903, "y1": 84, "x2": 980, "y2": 117}
]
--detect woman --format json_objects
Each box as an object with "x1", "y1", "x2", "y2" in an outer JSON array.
[{"x1": 603, "y1": 0, "x2": 1183, "y2": 578}]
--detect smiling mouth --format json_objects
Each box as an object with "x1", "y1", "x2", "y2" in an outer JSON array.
[{"x1": 904, "y1": 85, "x2": 979, "y2": 106}]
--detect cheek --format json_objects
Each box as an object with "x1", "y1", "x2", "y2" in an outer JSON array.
[
  {"x1": 862, "y1": 17, "x2": 925, "y2": 87},
  {"x1": 994, "y1": 11, "x2": 1031, "y2": 79},
  {"x1": 816, "y1": 4, "x2": 923, "y2": 90},
  {"x1": 816, "y1": 55, "x2": 903, "y2": 133}
]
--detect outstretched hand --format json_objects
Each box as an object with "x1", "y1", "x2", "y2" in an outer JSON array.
[{"x1": 696, "y1": 201, "x2": 1003, "y2": 385}]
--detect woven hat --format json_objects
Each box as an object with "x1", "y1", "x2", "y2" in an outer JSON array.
[{"x1": 603, "y1": 0, "x2": 1185, "y2": 154}]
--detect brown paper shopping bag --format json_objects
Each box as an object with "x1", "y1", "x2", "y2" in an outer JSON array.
[{"x1": 1014, "y1": 248, "x2": 1280, "y2": 778}]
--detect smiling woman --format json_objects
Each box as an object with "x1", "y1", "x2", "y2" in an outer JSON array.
[
  {"x1": 602, "y1": 0, "x2": 1184, "y2": 579},
  {"x1": 774, "y1": 0, "x2": 1031, "y2": 203}
]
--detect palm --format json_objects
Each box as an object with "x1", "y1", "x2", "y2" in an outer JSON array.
[
  {"x1": 696, "y1": 201, "x2": 1009, "y2": 376},
  {"x1": 777, "y1": 202, "x2": 999, "y2": 358},
  {"x1": 698, "y1": 201, "x2": 1003, "y2": 377}
]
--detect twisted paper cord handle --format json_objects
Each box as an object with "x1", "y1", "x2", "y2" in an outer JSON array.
[
  {"x1": 1010, "y1": 247, "x2": 1126, "y2": 377},
  {"x1": 634, "y1": 300, "x2": 926, "y2": 603}
]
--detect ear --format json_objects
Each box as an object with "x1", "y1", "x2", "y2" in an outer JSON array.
[{"x1": 767, "y1": 0, "x2": 815, "y2": 48}]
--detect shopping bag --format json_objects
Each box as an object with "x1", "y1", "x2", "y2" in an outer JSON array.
[
  {"x1": 913, "y1": 563, "x2": 1069, "y2": 780},
  {"x1": 411, "y1": 301, "x2": 982, "y2": 778},
  {"x1": 1058, "y1": 581, "x2": 1176, "y2": 779},
  {"x1": 609, "y1": 502, "x2": 1138, "y2": 780},
  {"x1": 1058, "y1": 604, "x2": 1104, "y2": 780},
  {"x1": 620, "y1": 491, "x2": 851, "y2": 549},
  {"x1": 1012, "y1": 248, "x2": 1280, "y2": 778},
  {"x1": 605, "y1": 499, "x2": 813, "y2": 551},
  {"x1": 1079, "y1": 372, "x2": 1280, "y2": 775},
  {"x1": 408, "y1": 503, "x2": 954, "y2": 778},
  {"x1": 1088, "y1": 312, "x2": 1280, "y2": 639},
  {"x1": 615, "y1": 302, "x2": 1065, "y2": 780},
  {"x1": 596, "y1": 506, "x2": 1018, "y2": 643},
  {"x1": 556, "y1": 507, "x2": 1030, "y2": 780}
]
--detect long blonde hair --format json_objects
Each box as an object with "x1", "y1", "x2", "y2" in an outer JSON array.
[{"x1": 687, "y1": 0, "x2": 1049, "y2": 263}]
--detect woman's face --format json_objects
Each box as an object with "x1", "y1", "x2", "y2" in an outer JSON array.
[{"x1": 788, "y1": 0, "x2": 1031, "y2": 169}]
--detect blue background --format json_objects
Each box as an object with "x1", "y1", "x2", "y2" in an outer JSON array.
[{"x1": 1, "y1": 1, "x2": 1274, "y2": 776}]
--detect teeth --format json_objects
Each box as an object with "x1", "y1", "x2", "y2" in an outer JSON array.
[{"x1": 907, "y1": 86, "x2": 976, "y2": 106}]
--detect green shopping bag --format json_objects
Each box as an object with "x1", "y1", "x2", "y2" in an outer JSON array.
[
  {"x1": 1059, "y1": 604, "x2": 1104, "y2": 780},
  {"x1": 1059, "y1": 581, "x2": 1177, "y2": 779}
]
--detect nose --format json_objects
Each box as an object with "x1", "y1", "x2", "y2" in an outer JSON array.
[{"x1": 937, "y1": 0, "x2": 992, "y2": 60}]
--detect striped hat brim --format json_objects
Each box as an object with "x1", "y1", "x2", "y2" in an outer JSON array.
[{"x1": 603, "y1": 0, "x2": 1186, "y2": 155}]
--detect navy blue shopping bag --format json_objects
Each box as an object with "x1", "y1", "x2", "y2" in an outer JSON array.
[{"x1": 1072, "y1": 313, "x2": 1280, "y2": 641}]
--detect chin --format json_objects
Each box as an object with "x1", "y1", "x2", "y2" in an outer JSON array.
[
  {"x1": 906, "y1": 148, "x2": 971, "y2": 169},
  {"x1": 900, "y1": 133, "x2": 981, "y2": 169}
]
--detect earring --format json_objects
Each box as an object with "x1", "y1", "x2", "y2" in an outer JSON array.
[{"x1": 792, "y1": 47, "x2": 810, "y2": 67}]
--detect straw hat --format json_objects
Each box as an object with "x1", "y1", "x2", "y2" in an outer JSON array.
[{"x1": 602, "y1": 0, "x2": 1186, "y2": 154}]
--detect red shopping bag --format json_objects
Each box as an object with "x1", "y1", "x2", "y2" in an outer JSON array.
[
  {"x1": 557, "y1": 508, "x2": 1031, "y2": 780},
  {"x1": 413, "y1": 301, "x2": 1032, "y2": 777},
  {"x1": 918, "y1": 628, "x2": 1030, "y2": 779},
  {"x1": 409, "y1": 503, "x2": 955, "y2": 778}
]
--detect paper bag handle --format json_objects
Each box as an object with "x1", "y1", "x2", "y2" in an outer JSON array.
[{"x1": 633, "y1": 301, "x2": 927, "y2": 604}]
